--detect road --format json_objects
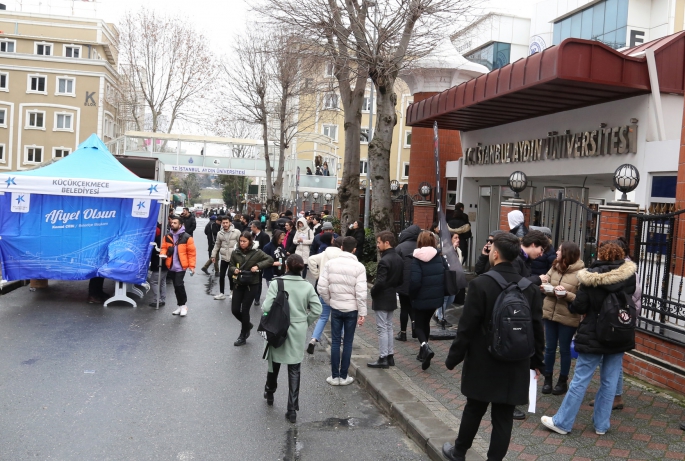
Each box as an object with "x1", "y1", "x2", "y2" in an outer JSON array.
[{"x1": 0, "y1": 218, "x2": 427, "y2": 461}]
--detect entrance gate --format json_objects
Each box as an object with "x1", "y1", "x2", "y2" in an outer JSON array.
[
  {"x1": 524, "y1": 191, "x2": 601, "y2": 264},
  {"x1": 628, "y1": 209, "x2": 685, "y2": 345}
]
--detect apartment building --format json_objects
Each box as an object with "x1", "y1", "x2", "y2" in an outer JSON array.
[
  {"x1": 0, "y1": 8, "x2": 119, "y2": 171},
  {"x1": 293, "y1": 65, "x2": 413, "y2": 188}
]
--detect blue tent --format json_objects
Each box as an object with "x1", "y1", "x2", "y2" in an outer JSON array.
[{"x1": 0, "y1": 134, "x2": 168, "y2": 283}]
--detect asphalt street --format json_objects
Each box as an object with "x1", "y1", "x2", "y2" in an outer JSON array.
[{"x1": 0, "y1": 218, "x2": 427, "y2": 461}]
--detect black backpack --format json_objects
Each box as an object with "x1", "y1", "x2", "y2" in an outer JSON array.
[
  {"x1": 596, "y1": 291, "x2": 636, "y2": 347},
  {"x1": 258, "y1": 278, "x2": 291, "y2": 353},
  {"x1": 483, "y1": 271, "x2": 536, "y2": 362}
]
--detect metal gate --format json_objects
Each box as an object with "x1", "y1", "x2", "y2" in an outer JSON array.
[
  {"x1": 628, "y1": 209, "x2": 685, "y2": 345},
  {"x1": 391, "y1": 193, "x2": 414, "y2": 236},
  {"x1": 524, "y1": 191, "x2": 601, "y2": 264}
]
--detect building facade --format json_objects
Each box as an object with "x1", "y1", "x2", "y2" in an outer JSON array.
[{"x1": 0, "y1": 10, "x2": 119, "y2": 171}]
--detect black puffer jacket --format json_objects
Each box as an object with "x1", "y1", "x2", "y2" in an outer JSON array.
[
  {"x1": 530, "y1": 245, "x2": 556, "y2": 276},
  {"x1": 409, "y1": 247, "x2": 445, "y2": 311},
  {"x1": 570, "y1": 259, "x2": 637, "y2": 355},
  {"x1": 395, "y1": 225, "x2": 421, "y2": 296}
]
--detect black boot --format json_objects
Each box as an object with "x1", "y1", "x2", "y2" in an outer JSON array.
[
  {"x1": 367, "y1": 356, "x2": 389, "y2": 369},
  {"x1": 264, "y1": 383, "x2": 275, "y2": 406},
  {"x1": 552, "y1": 375, "x2": 568, "y2": 395},
  {"x1": 421, "y1": 344, "x2": 435, "y2": 371},
  {"x1": 234, "y1": 334, "x2": 246, "y2": 347},
  {"x1": 513, "y1": 408, "x2": 526, "y2": 420},
  {"x1": 286, "y1": 363, "x2": 300, "y2": 423},
  {"x1": 416, "y1": 346, "x2": 425, "y2": 362},
  {"x1": 387, "y1": 354, "x2": 395, "y2": 366},
  {"x1": 395, "y1": 331, "x2": 407, "y2": 342},
  {"x1": 541, "y1": 373, "x2": 553, "y2": 394}
]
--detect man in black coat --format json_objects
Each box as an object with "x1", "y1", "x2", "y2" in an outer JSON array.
[
  {"x1": 448, "y1": 203, "x2": 472, "y2": 264},
  {"x1": 367, "y1": 231, "x2": 403, "y2": 369},
  {"x1": 200, "y1": 215, "x2": 221, "y2": 275},
  {"x1": 251, "y1": 220, "x2": 271, "y2": 306},
  {"x1": 394, "y1": 224, "x2": 421, "y2": 341},
  {"x1": 443, "y1": 233, "x2": 544, "y2": 461},
  {"x1": 513, "y1": 229, "x2": 550, "y2": 286},
  {"x1": 180, "y1": 208, "x2": 196, "y2": 236}
]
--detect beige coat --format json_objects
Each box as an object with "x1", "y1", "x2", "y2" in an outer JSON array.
[{"x1": 543, "y1": 259, "x2": 585, "y2": 328}]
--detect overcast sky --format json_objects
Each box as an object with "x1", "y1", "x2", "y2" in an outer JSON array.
[{"x1": 4, "y1": 0, "x2": 540, "y2": 56}]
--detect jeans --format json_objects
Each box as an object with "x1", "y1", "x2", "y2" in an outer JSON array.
[
  {"x1": 167, "y1": 270, "x2": 187, "y2": 306},
  {"x1": 149, "y1": 269, "x2": 167, "y2": 303},
  {"x1": 454, "y1": 398, "x2": 515, "y2": 461},
  {"x1": 375, "y1": 310, "x2": 394, "y2": 357},
  {"x1": 437, "y1": 295, "x2": 455, "y2": 321},
  {"x1": 330, "y1": 309, "x2": 358, "y2": 379},
  {"x1": 552, "y1": 352, "x2": 624, "y2": 433},
  {"x1": 599, "y1": 356, "x2": 624, "y2": 396},
  {"x1": 543, "y1": 319, "x2": 577, "y2": 376},
  {"x1": 311, "y1": 296, "x2": 331, "y2": 342}
]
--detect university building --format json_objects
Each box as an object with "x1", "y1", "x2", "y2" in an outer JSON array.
[{"x1": 0, "y1": 8, "x2": 119, "y2": 172}]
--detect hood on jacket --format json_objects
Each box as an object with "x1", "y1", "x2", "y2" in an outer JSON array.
[
  {"x1": 576, "y1": 260, "x2": 636, "y2": 291},
  {"x1": 398, "y1": 225, "x2": 421, "y2": 244},
  {"x1": 413, "y1": 246, "x2": 438, "y2": 262},
  {"x1": 508, "y1": 210, "x2": 524, "y2": 230},
  {"x1": 172, "y1": 225, "x2": 186, "y2": 236},
  {"x1": 296, "y1": 217, "x2": 308, "y2": 230},
  {"x1": 448, "y1": 223, "x2": 471, "y2": 234}
]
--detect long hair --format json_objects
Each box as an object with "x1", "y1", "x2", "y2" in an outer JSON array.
[
  {"x1": 417, "y1": 230, "x2": 436, "y2": 249},
  {"x1": 271, "y1": 229, "x2": 284, "y2": 246},
  {"x1": 551, "y1": 241, "x2": 580, "y2": 273}
]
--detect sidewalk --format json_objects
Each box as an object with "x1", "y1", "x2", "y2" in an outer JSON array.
[{"x1": 322, "y1": 299, "x2": 685, "y2": 461}]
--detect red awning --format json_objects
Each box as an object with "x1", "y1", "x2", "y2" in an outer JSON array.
[{"x1": 406, "y1": 31, "x2": 685, "y2": 132}]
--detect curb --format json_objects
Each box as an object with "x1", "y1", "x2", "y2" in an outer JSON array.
[
  {"x1": 0, "y1": 279, "x2": 27, "y2": 295},
  {"x1": 322, "y1": 331, "x2": 485, "y2": 461}
]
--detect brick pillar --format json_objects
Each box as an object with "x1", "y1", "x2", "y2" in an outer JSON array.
[
  {"x1": 597, "y1": 203, "x2": 639, "y2": 243},
  {"x1": 499, "y1": 200, "x2": 530, "y2": 232},
  {"x1": 412, "y1": 202, "x2": 436, "y2": 230},
  {"x1": 407, "y1": 92, "x2": 463, "y2": 207}
]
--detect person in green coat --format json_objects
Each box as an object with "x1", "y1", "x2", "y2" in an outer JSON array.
[{"x1": 262, "y1": 254, "x2": 322, "y2": 423}]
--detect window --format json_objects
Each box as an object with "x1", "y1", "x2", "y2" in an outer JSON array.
[
  {"x1": 56, "y1": 77, "x2": 75, "y2": 96},
  {"x1": 25, "y1": 146, "x2": 43, "y2": 164},
  {"x1": 404, "y1": 130, "x2": 412, "y2": 147},
  {"x1": 322, "y1": 124, "x2": 338, "y2": 141},
  {"x1": 402, "y1": 162, "x2": 410, "y2": 179},
  {"x1": 0, "y1": 72, "x2": 8, "y2": 91},
  {"x1": 362, "y1": 96, "x2": 372, "y2": 112},
  {"x1": 0, "y1": 144, "x2": 5, "y2": 162},
  {"x1": 55, "y1": 113, "x2": 73, "y2": 131},
  {"x1": 53, "y1": 147, "x2": 71, "y2": 158},
  {"x1": 0, "y1": 108, "x2": 6, "y2": 127},
  {"x1": 360, "y1": 127, "x2": 370, "y2": 143},
  {"x1": 552, "y1": 0, "x2": 629, "y2": 49},
  {"x1": 27, "y1": 111, "x2": 45, "y2": 129},
  {"x1": 464, "y1": 42, "x2": 511, "y2": 71},
  {"x1": 27, "y1": 75, "x2": 47, "y2": 94},
  {"x1": 0, "y1": 39, "x2": 15, "y2": 53},
  {"x1": 35, "y1": 42, "x2": 53, "y2": 56},
  {"x1": 323, "y1": 92, "x2": 338, "y2": 109},
  {"x1": 64, "y1": 45, "x2": 81, "y2": 58},
  {"x1": 324, "y1": 62, "x2": 335, "y2": 77},
  {"x1": 360, "y1": 160, "x2": 368, "y2": 175}
]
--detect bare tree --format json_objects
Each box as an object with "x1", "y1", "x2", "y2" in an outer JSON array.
[
  {"x1": 119, "y1": 8, "x2": 217, "y2": 133},
  {"x1": 255, "y1": 0, "x2": 479, "y2": 233}
]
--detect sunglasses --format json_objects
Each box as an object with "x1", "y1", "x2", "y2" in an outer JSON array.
[{"x1": 487, "y1": 239, "x2": 494, "y2": 243}]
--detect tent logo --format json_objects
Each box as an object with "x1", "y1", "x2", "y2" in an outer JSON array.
[
  {"x1": 188, "y1": 158, "x2": 194, "y2": 164},
  {"x1": 5, "y1": 177, "x2": 16, "y2": 188},
  {"x1": 10, "y1": 192, "x2": 29, "y2": 213},
  {"x1": 147, "y1": 184, "x2": 158, "y2": 195},
  {"x1": 136, "y1": 201, "x2": 146, "y2": 210},
  {"x1": 15, "y1": 195, "x2": 24, "y2": 204},
  {"x1": 132, "y1": 199, "x2": 150, "y2": 219}
]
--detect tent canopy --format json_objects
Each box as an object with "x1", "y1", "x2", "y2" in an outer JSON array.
[{"x1": 0, "y1": 134, "x2": 168, "y2": 200}]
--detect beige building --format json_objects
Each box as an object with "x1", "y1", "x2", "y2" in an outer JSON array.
[
  {"x1": 293, "y1": 67, "x2": 413, "y2": 188},
  {"x1": 0, "y1": 9, "x2": 119, "y2": 171}
]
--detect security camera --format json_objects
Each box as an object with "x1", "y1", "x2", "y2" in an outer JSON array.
[{"x1": 610, "y1": 187, "x2": 616, "y2": 192}]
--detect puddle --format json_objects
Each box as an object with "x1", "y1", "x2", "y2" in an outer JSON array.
[
  {"x1": 282, "y1": 427, "x2": 302, "y2": 461},
  {"x1": 314, "y1": 416, "x2": 380, "y2": 429},
  {"x1": 204, "y1": 275, "x2": 216, "y2": 295}
]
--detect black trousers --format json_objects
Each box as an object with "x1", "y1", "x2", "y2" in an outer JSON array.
[
  {"x1": 167, "y1": 270, "x2": 187, "y2": 306},
  {"x1": 454, "y1": 398, "x2": 515, "y2": 461},
  {"x1": 253, "y1": 276, "x2": 263, "y2": 302},
  {"x1": 265, "y1": 362, "x2": 301, "y2": 411},
  {"x1": 231, "y1": 284, "x2": 256, "y2": 334},
  {"x1": 413, "y1": 308, "x2": 435, "y2": 344},
  {"x1": 398, "y1": 294, "x2": 414, "y2": 332},
  {"x1": 88, "y1": 277, "x2": 105, "y2": 297},
  {"x1": 219, "y1": 261, "x2": 235, "y2": 294}
]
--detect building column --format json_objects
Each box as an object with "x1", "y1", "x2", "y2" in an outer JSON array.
[
  {"x1": 597, "y1": 202, "x2": 639, "y2": 244},
  {"x1": 498, "y1": 200, "x2": 530, "y2": 232}
]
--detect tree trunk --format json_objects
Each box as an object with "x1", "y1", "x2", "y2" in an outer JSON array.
[
  {"x1": 368, "y1": 76, "x2": 397, "y2": 234},
  {"x1": 338, "y1": 107, "x2": 363, "y2": 231},
  {"x1": 261, "y1": 98, "x2": 274, "y2": 207},
  {"x1": 273, "y1": 84, "x2": 288, "y2": 204}
]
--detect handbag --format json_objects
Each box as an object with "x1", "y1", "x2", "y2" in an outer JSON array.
[
  {"x1": 442, "y1": 257, "x2": 459, "y2": 296},
  {"x1": 236, "y1": 252, "x2": 257, "y2": 285}
]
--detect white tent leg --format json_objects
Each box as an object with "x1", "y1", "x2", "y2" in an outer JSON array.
[{"x1": 104, "y1": 281, "x2": 137, "y2": 307}]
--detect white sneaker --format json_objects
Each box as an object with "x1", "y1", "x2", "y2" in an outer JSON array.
[
  {"x1": 172, "y1": 307, "x2": 181, "y2": 315},
  {"x1": 595, "y1": 429, "x2": 606, "y2": 435},
  {"x1": 326, "y1": 376, "x2": 340, "y2": 386},
  {"x1": 180, "y1": 306, "x2": 188, "y2": 317},
  {"x1": 541, "y1": 416, "x2": 568, "y2": 435},
  {"x1": 338, "y1": 376, "x2": 354, "y2": 386},
  {"x1": 213, "y1": 293, "x2": 226, "y2": 300}
]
